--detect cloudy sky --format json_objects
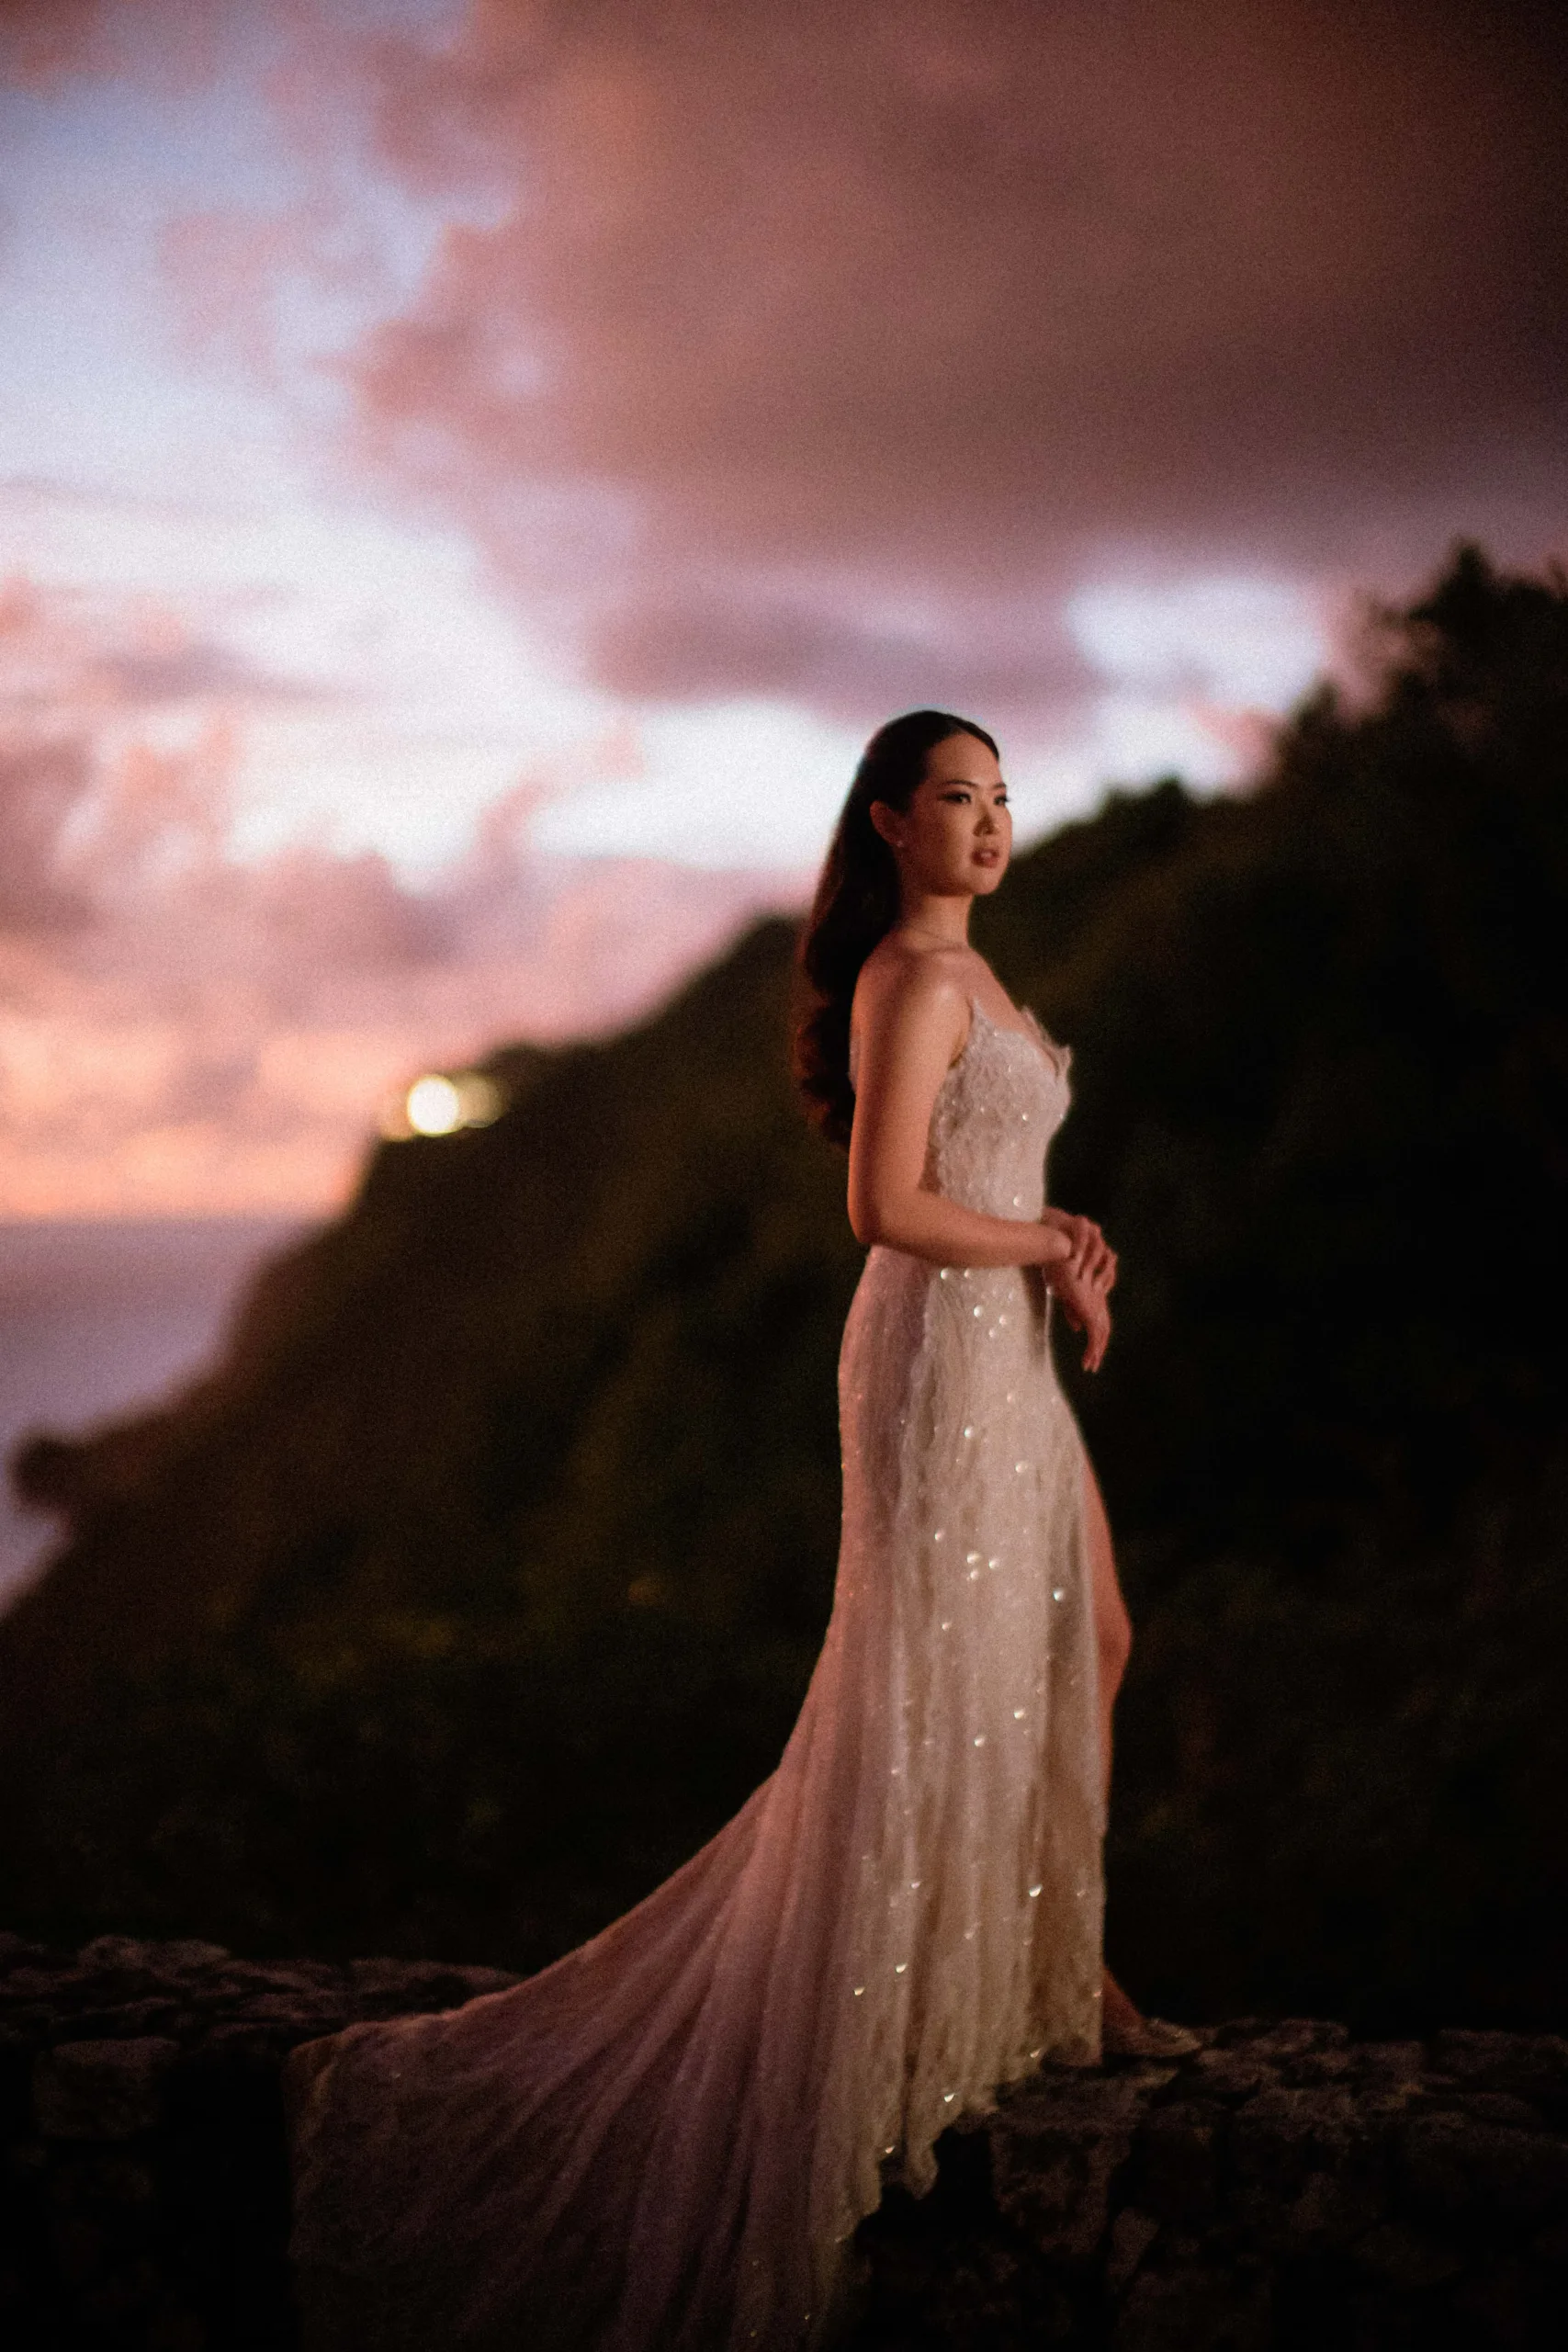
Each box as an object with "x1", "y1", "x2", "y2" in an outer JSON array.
[{"x1": 3, "y1": 0, "x2": 1564, "y2": 1216}]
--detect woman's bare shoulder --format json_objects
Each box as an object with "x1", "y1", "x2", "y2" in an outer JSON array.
[{"x1": 853, "y1": 939, "x2": 974, "y2": 1057}]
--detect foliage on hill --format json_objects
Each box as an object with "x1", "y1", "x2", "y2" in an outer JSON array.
[{"x1": 3, "y1": 546, "x2": 1565, "y2": 2031}]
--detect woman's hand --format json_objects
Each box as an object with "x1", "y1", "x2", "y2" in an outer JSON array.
[
  {"x1": 1043, "y1": 1208, "x2": 1118, "y2": 1294},
  {"x1": 1049, "y1": 1254, "x2": 1113, "y2": 1374}
]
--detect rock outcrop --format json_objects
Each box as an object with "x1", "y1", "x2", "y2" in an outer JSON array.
[
  {"x1": 4, "y1": 1933, "x2": 1565, "y2": 2347},
  {"x1": 0, "y1": 1930, "x2": 516, "y2": 2348},
  {"x1": 852, "y1": 2017, "x2": 1568, "y2": 2346}
]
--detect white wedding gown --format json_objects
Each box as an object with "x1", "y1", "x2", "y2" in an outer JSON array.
[{"x1": 287, "y1": 998, "x2": 1104, "y2": 2348}]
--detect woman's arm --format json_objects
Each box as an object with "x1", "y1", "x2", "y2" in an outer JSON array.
[{"x1": 847, "y1": 962, "x2": 1076, "y2": 1272}]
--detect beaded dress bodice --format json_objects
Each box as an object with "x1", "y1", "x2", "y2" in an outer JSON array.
[{"x1": 922, "y1": 998, "x2": 1072, "y2": 1218}]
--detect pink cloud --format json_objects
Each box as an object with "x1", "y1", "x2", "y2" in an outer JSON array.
[
  {"x1": 0, "y1": 576, "x2": 802, "y2": 1216},
  {"x1": 0, "y1": 0, "x2": 113, "y2": 87},
  {"x1": 12, "y1": 4, "x2": 1568, "y2": 738},
  {"x1": 0, "y1": 0, "x2": 220, "y2": 91},
  {"x1": 0, "y1": 734, "x2": 93, "y2": 932},
  {"x1": 330, "y1": 0, "x2": 1568, "y2": 715}
]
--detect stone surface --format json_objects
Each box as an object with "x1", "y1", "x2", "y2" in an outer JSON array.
[
  {"x1": 986, "y1": 2065, "x2": 1176, "y2": 2265},
  {"x1": 3, "y1": 1932, "x2": 1566, "y2": 2346},
  {"x1": 34, "y1": 2039, "x2": 181, "y2": 2141},
  {"x1": 2, "y1": 1933, "x2": 524, "y2": 2350},
  {"x1": 851, "y1": 2012, "x2": 1568, "y2": 2349}
]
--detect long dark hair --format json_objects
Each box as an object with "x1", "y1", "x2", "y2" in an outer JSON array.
[{"x1": 794, "y1": 708, "x2": 999, "y2": 1148}]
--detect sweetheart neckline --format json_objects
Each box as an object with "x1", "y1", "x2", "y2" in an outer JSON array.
[{"x1": 956, "y1": 995, "x2": 1069, "y2": 1079}]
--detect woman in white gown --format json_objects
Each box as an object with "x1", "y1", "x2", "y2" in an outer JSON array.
[{"x1": 287, "y1": 710, "x2": 1190, "y2": 2350}]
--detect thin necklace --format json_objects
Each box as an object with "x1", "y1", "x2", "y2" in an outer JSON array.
[{"x1": 896, "y1": 921, "x2": 969, "y2": 950}]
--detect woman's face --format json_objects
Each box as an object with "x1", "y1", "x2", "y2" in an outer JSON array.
[{"x1": 874, "y1": 731, "x2": 1011, "y2": 901}]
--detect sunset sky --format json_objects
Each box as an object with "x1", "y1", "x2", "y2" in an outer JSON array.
[{"x1": 3, "y1": 0, "x2": 1565, "y2": 1216}]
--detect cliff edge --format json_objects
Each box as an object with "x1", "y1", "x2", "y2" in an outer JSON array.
[{"x1": 3, "y1": 1932, "x2": 1565, "y2": 2348}]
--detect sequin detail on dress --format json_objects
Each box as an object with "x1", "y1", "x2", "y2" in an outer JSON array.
[{"x1": 286, "y1": 999, "x2": 1104, "y2": 2350}]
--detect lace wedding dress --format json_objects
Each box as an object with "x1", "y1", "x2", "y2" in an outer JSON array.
[{"x1": 287, "y1": 998, "x2": 1104, "y2": 2349}]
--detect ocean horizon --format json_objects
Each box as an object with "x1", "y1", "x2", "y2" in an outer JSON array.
[{"x1": 0, "y1": 1216, "x2": 314, "y2": 1612}]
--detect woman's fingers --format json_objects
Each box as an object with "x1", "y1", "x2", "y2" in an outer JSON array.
[
  {"x1": 1054, "y1": 1256, "x2": 1113, "y2": 1366},
  {"x1": 1077, "y1": 1222, "x2": 1114, "y2": 1290},
  {"x1": 1055, "y1": 1212, "x2": 1117, "y2": 1299},
  {"x1": 1087, "y1": 1244, "x2": 1117, "y2": 1292}
]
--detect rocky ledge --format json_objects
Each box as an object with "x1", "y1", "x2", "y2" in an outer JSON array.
[
  {"x1": 852, "y1": 2018, "x2": 1568, "y2": 2349},
  {"x1": 3, "y1": 1934, "x2": 1565, "y2": 2349}
]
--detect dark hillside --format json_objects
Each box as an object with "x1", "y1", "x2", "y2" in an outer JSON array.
[
  {"x1": 982, "y1": 552, "x2": 1568, "y2": 2029},
  {"x1": 2, "y1": 919, "x2": 857, "y2": 1694},
  {"x1": 3, "y1": 548, "x2": 1565, "y2": 2031}
]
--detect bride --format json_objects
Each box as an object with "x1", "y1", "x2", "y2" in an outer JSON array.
[{"x1": 287, "y1": 708, "x2": 1192, "y2": 2350}]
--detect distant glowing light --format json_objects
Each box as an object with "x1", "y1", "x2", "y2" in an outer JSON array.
[
  {"x1": 405, "y1": 1074, "x2": 463, "y2": 1134},
  {"x1": 393, "y1": 1069, "x2": 506, "y2": 1139}
]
